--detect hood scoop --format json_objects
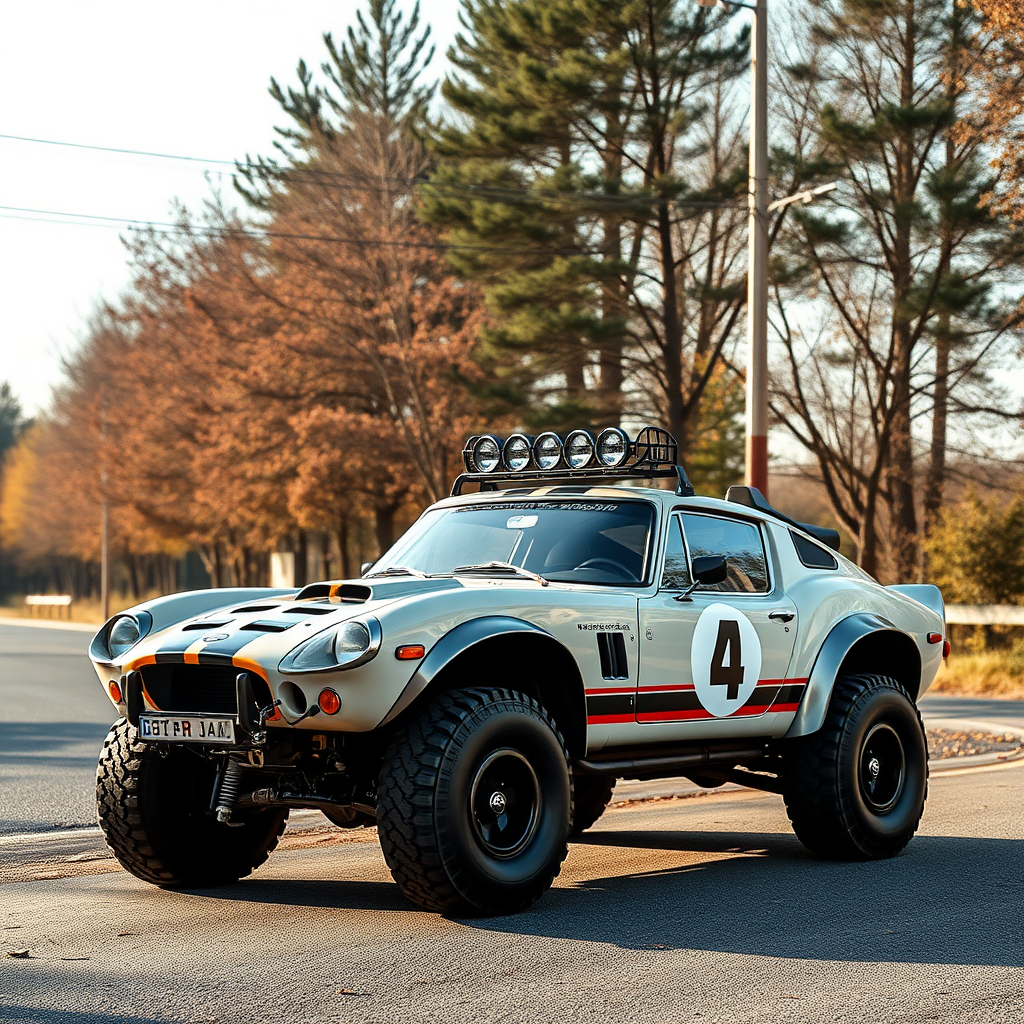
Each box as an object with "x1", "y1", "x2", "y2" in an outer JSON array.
[{"x1": 295, "y1": 577, "x2": 461, "y2": 603}]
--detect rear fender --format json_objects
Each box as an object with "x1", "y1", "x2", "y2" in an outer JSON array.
[{"x1": 784, "y1": 613, "x2": 922, "y2": 738}]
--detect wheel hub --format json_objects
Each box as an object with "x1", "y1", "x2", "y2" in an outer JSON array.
[
  {"x1": 859, "y1": 722, "x2": 906, "y2": 814},
  {"x1": 469, "y1": 748, "x2": 541, "y2": 859}
]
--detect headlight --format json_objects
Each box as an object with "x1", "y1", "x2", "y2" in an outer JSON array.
[
  {"x1": 533, "y1": 432, "x2": 563, "y2": 470},
  {"x1": 503, "y1": 434, "x2": 533, "y2": 472},
  {"x1": 470, "y1": 435, "x2": 502, "y2": 473},
  {"x1": 596, "y1": 427, "x2": 630, "y2": 467},
  {"x1": 564, "y1": 429, "x2": 595, "y2": 469},
  {"x1": 91, "y1": 611, "x2": 153, "y2": 663},
  {"x1": 108, "y1": 617, "x2": 141, "y2": 657},
  {"x1": 279, "y1": 618, "x2": 381, "y2": 674}
]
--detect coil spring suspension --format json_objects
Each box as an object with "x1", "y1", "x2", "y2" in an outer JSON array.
[{"x1": 213, "y1": 753, "x2": 247, "y2": 823}]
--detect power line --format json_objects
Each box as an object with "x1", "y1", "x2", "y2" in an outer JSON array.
[
  {"x1": 0, "y1": 131, "x2": 746, "y2": 209},
  {"x1": 0, "y1": 203, "x2": 636, "y2": 257}
]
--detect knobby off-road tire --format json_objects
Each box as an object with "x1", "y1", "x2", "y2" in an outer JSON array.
[
  {"x1": 571, "y1": 776, "x2": 615, "y2": 835},
  {"x1": 96, "y1": 718, "x2": 288, "y2": 886},
  {"x1": 377, "y1": 688, "x2": 572, "y2": 916},
  {"x1": 782, "y1": 674, "x2": 928, "y2": 859}
]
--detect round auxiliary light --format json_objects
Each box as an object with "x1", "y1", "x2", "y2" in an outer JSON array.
[
  {"x1": 564, "y1": 429, "x2": 596, "y2": 469},
  {"x1": 596, "y1": 427, "x2": 630, "y2": 468},
  {"x1": 503, "y1": 434, "x2": 533, "y2": 472},
  {"x1": 533, "y1": 432, "x2": 563, "y2": 471},
  {"x1": 318, "y1": 688, "x2": 342, "y2": 715},
  {"x1": 471, "y1": 435, "x2": 503, "y2": 474}
]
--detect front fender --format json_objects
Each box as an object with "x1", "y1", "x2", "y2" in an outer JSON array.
[
  {"x1": 784, "y1": 613, "x2": 918, "y2": 739},
  {"x1": 380, "y1": 616, "x2": 558, "y2": 727},
  {"x1": 89, "y1": 588, "x2": 298, "y2": 664}
]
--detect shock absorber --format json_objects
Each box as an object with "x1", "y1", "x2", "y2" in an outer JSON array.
[{"x1": 213, "y1": 753, "x2": 247, "y2": 823}]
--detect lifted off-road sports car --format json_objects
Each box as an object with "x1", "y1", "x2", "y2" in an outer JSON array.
[{"x1": 90, "y1": 427, "x2": 947, "y2": 915}]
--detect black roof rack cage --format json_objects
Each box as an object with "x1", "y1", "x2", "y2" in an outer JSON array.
[{"x1": 451, "y1": 426, "x2": 696, "y2": 497}]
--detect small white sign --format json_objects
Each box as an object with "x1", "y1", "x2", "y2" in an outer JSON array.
[{"x1": 691, "y1": 603, "x2": 762, "y2": 717}]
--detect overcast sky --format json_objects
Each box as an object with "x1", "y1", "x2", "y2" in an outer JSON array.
[{"x1": 0, "y1": 1, "x2": 462, "y2": 415}]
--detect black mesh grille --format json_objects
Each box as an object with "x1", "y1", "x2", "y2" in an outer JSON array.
[{"x1": 140, "y1": 664, "x2": 270, "y2": 716}]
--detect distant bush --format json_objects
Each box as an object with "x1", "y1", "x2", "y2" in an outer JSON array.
[
  {"x1": 925, "y1": 488, "x2": 1024, "y2": 605},
  {"x1": 925, "y1": 487, "x2": 1024, "y2": 654}
]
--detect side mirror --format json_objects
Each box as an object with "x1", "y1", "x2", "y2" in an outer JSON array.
[
  {"x1": 673, "y1": 554, "x2": 729, "y2": 602},
  {"x1": 692, "y1": 554, "x2": 728, "y2": 586},
  {"x1": 360, "y1": 561, "x2": 374, "y2": 577}
]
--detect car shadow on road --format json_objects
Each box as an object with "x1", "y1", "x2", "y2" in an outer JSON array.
[
  {"x1": 219, "y1": 828, "x2": 1022, "y2": 968},
  {"x1": 473, "y1": 830, "x2": 1023, "y2": 967},
  {"x1": 0, "y1": 1008, "x2": 172, "y2": 1024}
]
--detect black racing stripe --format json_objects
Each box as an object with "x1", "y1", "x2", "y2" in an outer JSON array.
[
  {"x1": 155, "y1": 633, "x2": 203, "y2": 657},
  {"x1": 586, "y1": 692, "x2": 635, "y2": 717},
  {"x1": 775, "y1": 683, "x2": 807, "y2": 705},
  {"x1": 747, "y1": 684, "x2": 782, "y2": 708},
  {"x1": 195, "y1": 633, "x2": 263, "y2": 663},
  {"x1": 637, "y1": 683, "x2": 787, "y2": 717},
  {"x1": 637, "y1": 690, "x2": 703, "y2": 715},
  {"x1": 155, "y1": 651, "x2": 188, "y2": 664}
]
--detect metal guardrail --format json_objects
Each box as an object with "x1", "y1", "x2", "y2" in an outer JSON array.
[
  {"x1": 944, "y1": 604, "x2": 1024, "y2": 626},
  {"x1": 25, "y1": 595, "x2": 73, "y2": 619}
]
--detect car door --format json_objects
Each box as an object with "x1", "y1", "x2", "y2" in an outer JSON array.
[{"x1": 636, "y1": 511, "x2": 799, "y2": 739}]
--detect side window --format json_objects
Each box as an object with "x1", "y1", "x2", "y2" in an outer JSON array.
[
  {"x1": 790, "y1": 529, "x2": 838, "y2": 570},
  {"x1": 661, "y1": 516, "x2": 692, "y2": 589},
  {"x1": 680, "y1": 513, "x2": 769, "y2": 594}
]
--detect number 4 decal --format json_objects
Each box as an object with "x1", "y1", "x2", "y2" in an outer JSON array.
[
  {"x1": 691, "y1": 603, "x2": 762, "y2": 717},
  {"x1": 710, "y1": 619, "x2": 744, "y2": 700}
]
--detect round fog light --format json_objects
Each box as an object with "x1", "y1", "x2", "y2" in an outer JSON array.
[
  {"x1": 318, "y1": 688, "x2": 342, "y2": 715},
  {"x1": 596, "y1": 427, "x2": 629, "y2": 467},
  {"x1": 503, "y1": 434, "x2": 533, "y2": 471},
  {"x1": 471, "y1": 435, "x2": 502, "y2": 473},
  {"x1": 564, "y1": 429, "x2": 595, "y2": 469},
  {"x1": 534, "y1": 432, "x2": 563, "y2": 470}
]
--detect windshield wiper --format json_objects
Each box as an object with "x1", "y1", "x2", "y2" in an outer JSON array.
[
  {"x1": 366, "y1": 566, "x2": 429, "y2": 579},
  {"x1": 452, "y1": 561, "x2": 549, "y2": 586}
]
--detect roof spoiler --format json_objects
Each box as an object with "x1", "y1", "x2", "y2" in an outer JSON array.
[{"x1": 725, "y1": 485, "x2": 841, "y2": 552}]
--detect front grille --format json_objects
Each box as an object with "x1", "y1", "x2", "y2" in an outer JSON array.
[{"x1": 140, "y1": 664, "x2": 271, "y2": 716}]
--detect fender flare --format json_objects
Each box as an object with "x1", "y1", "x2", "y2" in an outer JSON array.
[
  {"x1": 784, "y1": 613, "x2": 919, "y2": 739},
  {"x1": 380, "y1": 616, "x2": 576, "y2": 728}
]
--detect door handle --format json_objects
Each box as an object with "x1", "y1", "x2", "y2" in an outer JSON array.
[{"x1": 769, "y1": 610, "x2": 795, "y2": 623}]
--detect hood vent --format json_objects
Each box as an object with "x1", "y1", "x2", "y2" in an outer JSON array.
[{"x1": 294, "y1": 582, "x2": 372, "y2": 603}]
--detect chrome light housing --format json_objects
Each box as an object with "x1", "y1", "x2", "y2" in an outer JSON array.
[
  {"x1": 502, "y1": 434, "x2": 533, "y2": 472},
  {"x1": 279, "y1": 617, "x2": 382, "y2": 674},
  {"x1": 470, "y1": 435, "x2": 503, "y2": 473},
  {"x1": 90, "y1": 611, "x2": 153, "y2": 664},
  {"x1": 533, "y1": 432, "x2": 563, "y2": 470},
  {"x1": 596, "y1": 427, "x2": 630, "y2": 467},
  {"x1": 564, "y1": 429, "x2": 596, "y2": 469}
]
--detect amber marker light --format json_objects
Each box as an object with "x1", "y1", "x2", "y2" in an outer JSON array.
[
  {"x1": 396, "y1": 645, "x2": 426, "y2": 661},
  {"x1": 108, "y1": 680, "x2": 123, "y2": 703},
  {"x1": 318, "y1": 688, "x2": 342, "y2": 715}
]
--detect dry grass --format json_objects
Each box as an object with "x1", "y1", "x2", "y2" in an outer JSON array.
[{"x1": 930, "y1": 651, "x2": 1024, "y2": 698}]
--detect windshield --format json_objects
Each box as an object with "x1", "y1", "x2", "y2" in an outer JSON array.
[{"x1": 370, "y1": 500, "x2": 655, "y2": 586}]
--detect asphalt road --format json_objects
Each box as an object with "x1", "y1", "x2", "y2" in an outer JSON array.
[
  {"x1": 1, "y1": 766, "x2": 1022, "y2": 1024},
  {"x1": 1, "y1": 621, "x2": 1022, "y2": 1022}
]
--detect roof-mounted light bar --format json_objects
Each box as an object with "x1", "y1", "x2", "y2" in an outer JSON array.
[{"x1": 453, "y1": 425, "x2": 695, "y2": 496}]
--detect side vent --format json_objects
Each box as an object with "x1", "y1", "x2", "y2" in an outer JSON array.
[{"x1": 596, "y1": 632, "x2": 629, "y2": 680}]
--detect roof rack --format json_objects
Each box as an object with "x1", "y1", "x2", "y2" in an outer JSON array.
[
  {"x1": 451, "y1": 426, "x2": 696, "y2": 497},
  {"x1": 725, "y1": 485, "x2": 841, "y2": 552}
]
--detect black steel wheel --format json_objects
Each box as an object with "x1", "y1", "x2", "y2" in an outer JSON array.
[
  {"x1": 377, "y1": 688, "x2": 572, "y2": 915},
  {"x1": 782, "y1": 674, "x2": 928, "y2": 859},
  {"x1": 96, "y1": 719, "x2": 287, "y2": 886},
  {"x1": 571, "y1": 776, "x2": 615, "y2": 835}
]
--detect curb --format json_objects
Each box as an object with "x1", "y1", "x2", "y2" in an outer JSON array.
[{"x1": 0, "y1": 616, "x2": 98, "y2": 634}]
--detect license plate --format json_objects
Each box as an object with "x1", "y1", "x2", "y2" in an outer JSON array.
[{"x1": 138, "y1": 714, "x2": 236, "y2": 745}]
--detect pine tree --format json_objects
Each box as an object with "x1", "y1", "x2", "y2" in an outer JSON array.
[
  {"x1": 770, "y1": 0, "x2": 1024, "y2": 578},
  {"x1": 421, "y1": 0, "x2": 750, "y2": 453}
]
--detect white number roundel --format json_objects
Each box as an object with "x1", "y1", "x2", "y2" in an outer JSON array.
[{"x1": 691, "y1": 603, "x2": 762, "y2": 718}]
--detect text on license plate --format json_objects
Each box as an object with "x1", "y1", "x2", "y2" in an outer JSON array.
[{"x1": 138, "y1": 715, "x2": 236, "y2": 744}]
